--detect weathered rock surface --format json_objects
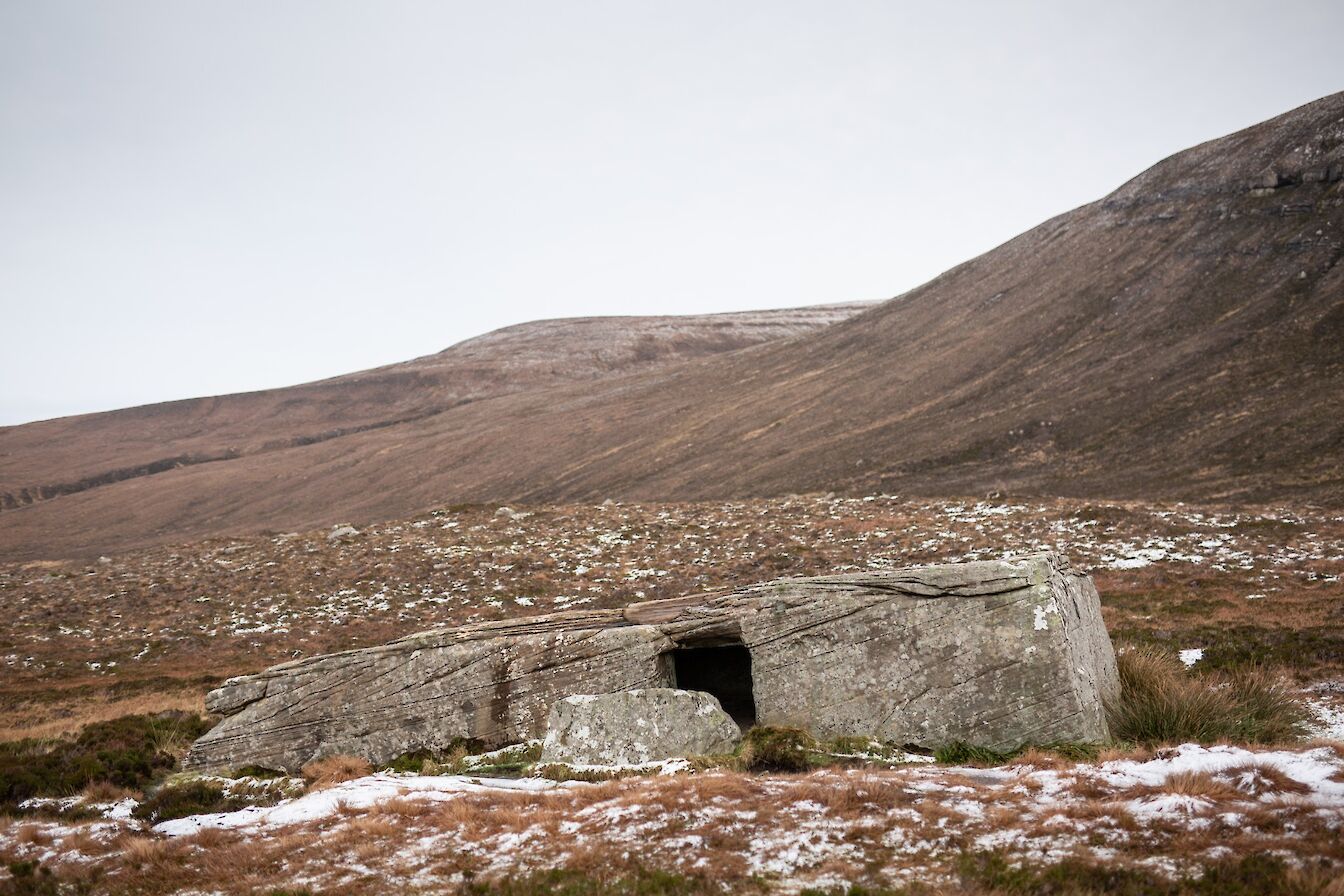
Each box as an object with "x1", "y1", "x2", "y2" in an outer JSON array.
[
  {"x1": 540, "y1": 689, "x2": 741, "y2": 766},
  {"x1": 185, "y1": 553, "x2": 1120, "y2": 773}
]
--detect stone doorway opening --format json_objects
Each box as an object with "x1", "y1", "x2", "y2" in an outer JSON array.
[{"x1": 669, "y1": 644, "x2": 757, "y2": 729}]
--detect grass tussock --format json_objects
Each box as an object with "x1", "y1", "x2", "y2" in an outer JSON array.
[
  {"x1": 736, "y1": 726, "x2": 817, "y2": 772},
  {"x1": 1107, "y1": 647, "x2": 1310, "y2": 746},
  {"x1": 300, "y1": 754, "x2": 371, "y2": 789}
]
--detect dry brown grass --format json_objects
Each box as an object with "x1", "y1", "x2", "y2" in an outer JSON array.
[
  {"x1": 1011, "y1": 747, "x2": 1073, "y2": 770},
  {"x1": 4, "y1": 753, "x2": 1343, "y2": 896},
  {"x1": 301, "y1": 754, "x2": 372, "y2": 789},
  {"x1": 1303, "y1": 738, "x2": 1344, "y2": 760},
  {"x1": 1097, "y1": 744, "x2": 1155, "y2": 763},
  {"x1": 1148, "y1": 770, "x2": 1244, "y2": 801},
  {"x1": 1061, "y1": 771, "x2": 1115, "y2": 801},
  {"x1": 373, "y1": 796, "x2": 435, "y2": 818},
  {"x1": 1060, "y1": 797, "x2": 1136, "y2": 825},
  {"x1": 780, "y1": 776, "x2": 868, "y2": 814},
  {"x1": 118, "y1": 834, "x2": 171, "y2": 865},
  {"x1": 13, "y1": 824, "x2": 51, "y2": 846},
  {"x1": 0, "y1": 688, "x2": 206, "y2": 742},
  {"x1": 58, "y1": 827, "x2": 109, "y2": 856},
  {"x1": 665, "y1": 771, "x2": 758, "y2": 804},
  {"x1": 189, "y1": 826, "x2": 235, "y2": 850},
  {"x1": 1216, "y1": 762, "x2": 1313, "y2": 796},
  {"x1": 79, "y1": 780, "x2": 138, "y2": 802},
  {"x1": 348, "y1": 815, "x2": 402, "y2": 838}
]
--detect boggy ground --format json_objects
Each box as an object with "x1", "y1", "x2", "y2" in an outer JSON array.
[{"x1": 2, "y1": 494, "x2": 1341, "y2": 739}]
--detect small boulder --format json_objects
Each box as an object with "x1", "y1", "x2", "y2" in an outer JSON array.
[
  {"x1": 540, "y1": 689, "x2": 740, "y2": 766},
  {"x1": 327, "y1": 525, "x2": 358, "y2": 542}
]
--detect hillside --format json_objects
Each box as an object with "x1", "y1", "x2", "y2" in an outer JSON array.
[
  {"x1": 2, "y1": 93, "x2": 1342, "y2": 559},
  {"x1": 0, "y1": 304, "x2": 868, "y2": 542}
]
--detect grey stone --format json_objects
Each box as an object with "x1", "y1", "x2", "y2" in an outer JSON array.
[
  {"x1": 326, "y1": 525, "x2": 358, "y2": 542},
  {"x1": 540, "y1": 689, "x2": 740, "y2": 766},
  {"x1": 185, "y1": 553, "x2": 1119, "y2": 773}
]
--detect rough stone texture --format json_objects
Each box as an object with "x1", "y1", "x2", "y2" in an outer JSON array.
[
  {"x1": 186, "y1": 553, "x2": 1119, "y2": 773},
  {"x1": 540, "y1": 689, "x2": 741, "y2": 766}
]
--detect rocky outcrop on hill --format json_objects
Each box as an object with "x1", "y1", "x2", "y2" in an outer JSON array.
[{"x1": 185, "y1": 554, "x2": 1119, "y2": 773}]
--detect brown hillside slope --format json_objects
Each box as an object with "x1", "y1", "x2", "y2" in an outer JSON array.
[
  {"x1": 0, "y1": 304, "x2": 868, "y2": 509},
  {"x1": 2, "y1": 93, "x2": 1342, "y2": 559}
]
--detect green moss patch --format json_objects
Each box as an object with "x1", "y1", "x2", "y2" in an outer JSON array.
[{"x1": 131, "y1": 774, "x2": 301, "y2": 824}]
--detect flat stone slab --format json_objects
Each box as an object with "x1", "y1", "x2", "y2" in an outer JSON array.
[
  {"x1": 186, "y1": 553, "x2": 1119, "y2": 773},
  {"x1": 540, "y1": 689, "x2": 741, "y2": 766}
]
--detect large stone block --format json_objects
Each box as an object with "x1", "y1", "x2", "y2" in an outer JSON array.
[
  {"x1": 540, "y1": 689, "x2": 741, "y2": 766},
  {"x1": 185, "y1": 553, "x2": 1119, "y2": 773}
]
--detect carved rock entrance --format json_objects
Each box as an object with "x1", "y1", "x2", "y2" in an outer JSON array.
[{"x1": 668, "y1": 644, "x2": 757, "y2": 729}]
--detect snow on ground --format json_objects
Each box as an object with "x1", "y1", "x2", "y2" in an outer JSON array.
[
  {"x1": 18, "y1": 796, "x2": 136, "y2": 820},
  {"x1": 1084, "y1": 742, "x2": 1344, "y2": 796},
  {"x1": 1307, "y1": 682, "x2": 1344, "y2": 740},
  {"x1": 4, "y1": 495, "x2": 1343, "y2": 888},
  {"x1": 6, "y1": 743, "x2": 1344, "y2": 892},
  {"x1": 155, "y1": 773, "x2": 570, "y2": 836}
]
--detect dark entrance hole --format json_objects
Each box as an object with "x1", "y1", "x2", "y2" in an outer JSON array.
[{"x1": 669, "y1": 645, "x2": 757, "y2": 729}]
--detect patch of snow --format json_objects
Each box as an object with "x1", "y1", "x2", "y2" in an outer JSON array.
[
  {"x1": 1126, "y1": 793, "x2": 1215, "y2": 827},
  {"x1": 1085, "y1": 743, "x2": 1344, "y2": 799},
  {"x1": 1306, "y1": 695, "x2": 1344, "y2": 741},
  {"x1": 155, "y1": 773, "x2": 571, "y2": 837},
  {"x1": 1179, "y1": 648, "x2": 1203, "y2": 668},
  {"x1": 17, "y1": 796, "x2": 138, "y2": 821}
]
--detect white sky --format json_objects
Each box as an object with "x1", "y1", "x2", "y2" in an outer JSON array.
[{"x1": 2, "y1": 0, "x2": 1341, "y2": 425}]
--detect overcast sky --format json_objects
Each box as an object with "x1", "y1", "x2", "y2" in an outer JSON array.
[{"x1": 2, "y1": 1, "x2": 1340, "y2": 425}]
